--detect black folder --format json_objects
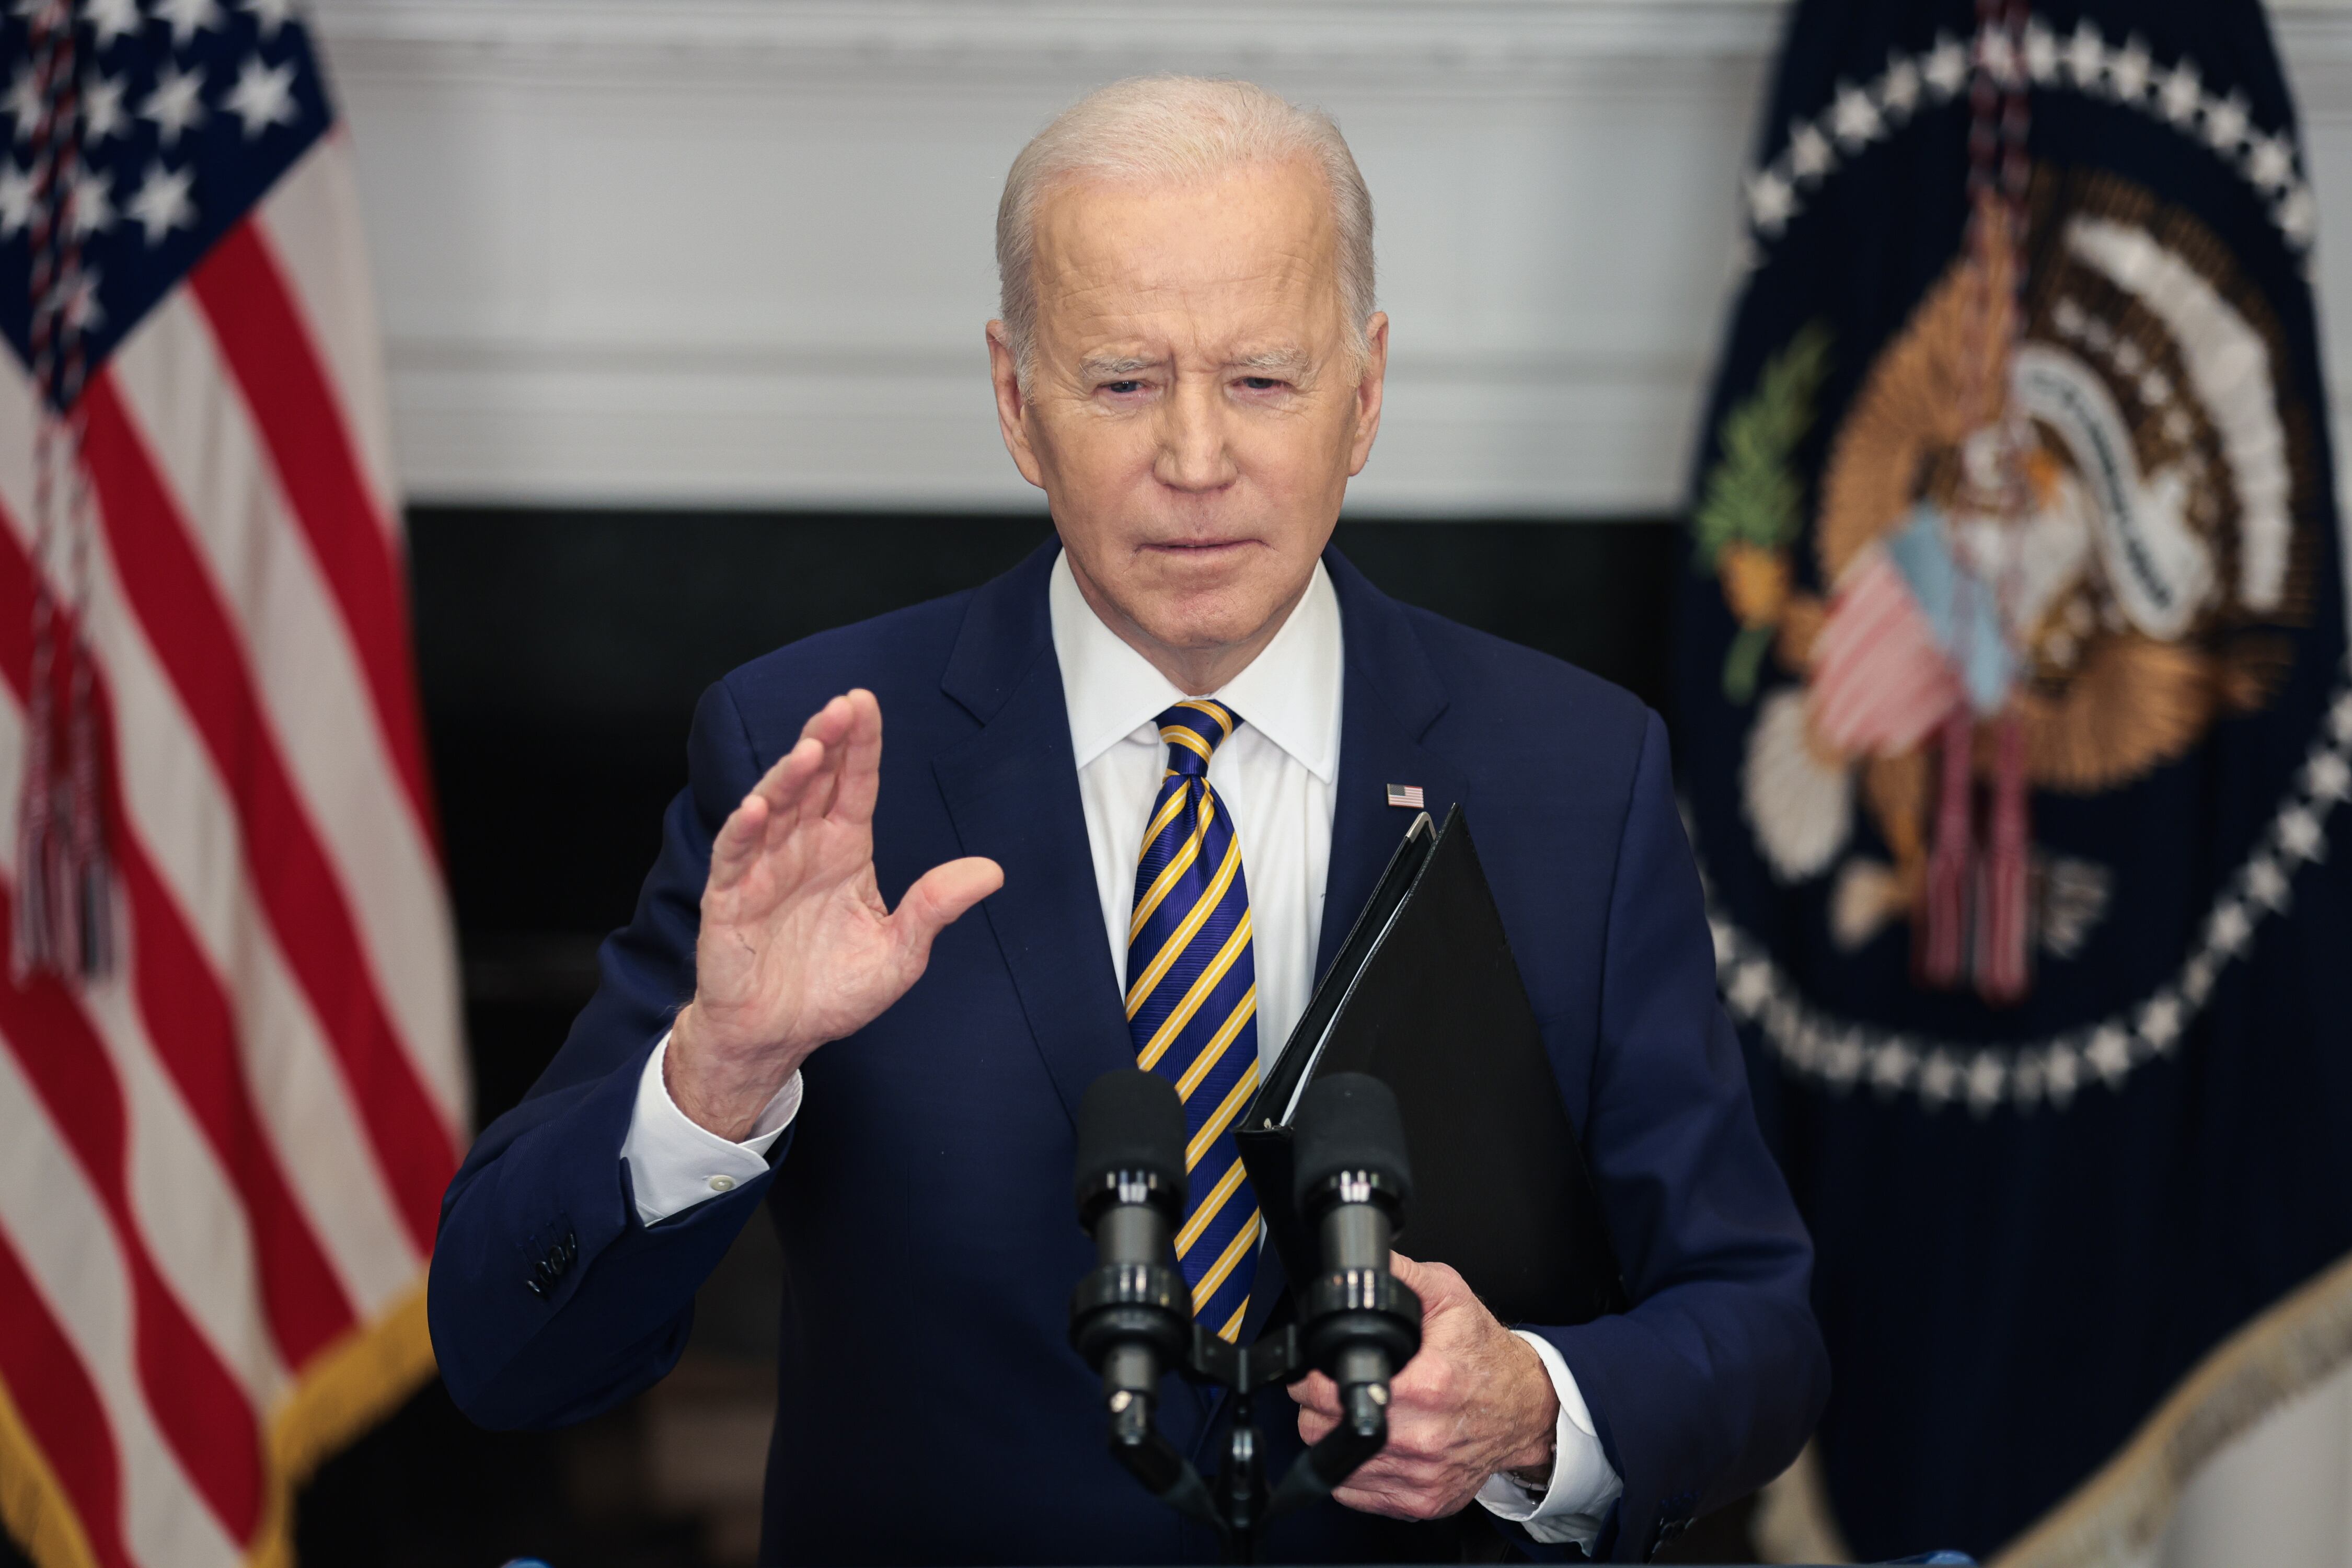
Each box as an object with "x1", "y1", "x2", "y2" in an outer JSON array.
[{"x1": 1236, "y1": 806, "x2": 1629, "y2": 1328}]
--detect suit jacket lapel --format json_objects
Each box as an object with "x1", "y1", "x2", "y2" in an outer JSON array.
[
  {"x1": 932, "y1": 543, "x2": 1134, "y2": 1124},
  {"x1": 1234, "y1": 547, "x2": 1465, "y2": 1351},
  {"x1": 1313, "y1": 547, "x2": 1466, "y2": 981}
]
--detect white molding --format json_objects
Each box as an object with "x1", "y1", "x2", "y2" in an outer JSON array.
[
  {"x1": 307, "y1": 0, "x2": 2352, "y2": 73},
  {"x1": 311, "y1": 1, "x2": 1788, "y2": 76}
]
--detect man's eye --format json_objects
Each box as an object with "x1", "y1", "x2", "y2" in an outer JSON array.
[
  {"x1": 1239, "y1": 376, "x2": 1285, "y2": 391},
  {"x1": 1102, "y1": 379, "x2": 1146, "y2": 395}
]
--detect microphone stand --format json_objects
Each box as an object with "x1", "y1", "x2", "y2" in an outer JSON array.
[{"x1": 1070, "y1": 1258, "x2": 1421, "y2": 1563}]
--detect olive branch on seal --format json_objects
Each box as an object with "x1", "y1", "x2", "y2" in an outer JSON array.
[{"x1": 1691, "y1": 320, "x2": 1832, "y2": 704}]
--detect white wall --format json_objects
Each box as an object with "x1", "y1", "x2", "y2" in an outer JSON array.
[{"x1": 306, "y1": 0, "x2": 2352, "y2": 517}]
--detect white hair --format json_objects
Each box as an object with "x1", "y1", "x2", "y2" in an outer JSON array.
[{"x1": 995, "y1": 75, "x2": 1376, "y2": 386}]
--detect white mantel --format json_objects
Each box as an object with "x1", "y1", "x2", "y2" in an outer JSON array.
[{"x1": 308, "y1": 0, "x2": 2352, "y2": 515}]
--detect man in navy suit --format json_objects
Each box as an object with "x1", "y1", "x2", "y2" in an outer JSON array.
[{"x1": 429, "y1": 77, "x2": 1826, "y2": 1563}]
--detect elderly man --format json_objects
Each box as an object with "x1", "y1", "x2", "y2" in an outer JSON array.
[{"x1": 429, "y1": 77, "x2": 1826, "y2": 1563}]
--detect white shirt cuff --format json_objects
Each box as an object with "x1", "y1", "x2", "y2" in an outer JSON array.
[
  {"x1": 618, "y1": 1031, "x2": 802, "y2": 1227},
  {"x1": 1473, "y1": 1330, "x2": 1625, "y2": 1549}
]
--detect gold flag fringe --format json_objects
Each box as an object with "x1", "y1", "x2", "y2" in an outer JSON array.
[
  {"x1": 0, "y1": 1276, "x2": 438, "y2": 1568},
  {"x1": 1753, "y1": 1247, "x2": 2352, "y2": 1567},
  {"x1": 1755, "y1": 1438, "x2": 1854, "y2": 1564}
]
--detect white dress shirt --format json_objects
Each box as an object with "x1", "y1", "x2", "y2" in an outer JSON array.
[
  {"x1": 1054, "y1": 551, "x2": 1340, "y2": 1065},
  {"x1": 617, "y1": 551, "x2": 1621, "y2": 1546}
]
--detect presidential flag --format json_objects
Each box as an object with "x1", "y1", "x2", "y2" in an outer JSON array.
[
  {"x1": 1679, "y1": 0, "x2": 2351, "y2": 1560},
  {"x1": 0, "y1": 4, "x2": 465, "y2": 1567}
]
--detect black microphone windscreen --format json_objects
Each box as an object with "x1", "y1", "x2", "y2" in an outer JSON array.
[
  {"x1": 1074, "y1": 1069, "x2": 1188, "y2": 1210},
  {"x1": 1292, "y1": 1072, "x2": 1414, "y2": 1209}
]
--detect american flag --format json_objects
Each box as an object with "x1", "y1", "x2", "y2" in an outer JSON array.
[{"x1": 0, "y1": 5, "x2": 465, "y2": 1567}]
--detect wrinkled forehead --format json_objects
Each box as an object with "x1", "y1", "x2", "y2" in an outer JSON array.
[{"x1": 1028, "y1": 160, "x2": 1344, "y2": 338}]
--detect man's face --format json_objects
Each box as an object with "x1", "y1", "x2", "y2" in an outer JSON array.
[{"x1": 988, "y1": 158, "x2": 1388, "y2": 681}]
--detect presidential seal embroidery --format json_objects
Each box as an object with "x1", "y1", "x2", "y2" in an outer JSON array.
[
  {"x1": 1713, "y1": 170, "x2": 2319, "y2": 1002},
  {"x1": 1683, "y1": 12, "x2": 2351, "y2": 1111}
]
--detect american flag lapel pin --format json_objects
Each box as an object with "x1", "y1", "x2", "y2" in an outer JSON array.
[{"x1": 1385, "y1": 783, "x2": 1426, "y2": 809}]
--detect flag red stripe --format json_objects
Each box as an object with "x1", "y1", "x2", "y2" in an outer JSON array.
[
  {"x1": 80, "y1": 373, "x2": 455, "y2": 1251},
  {"x1": 0, "y1": 895, "x2": 268, "y2": 1544},
  {"x1": 0, "y1": 1229, "x2": 133, "y2": 1568},
  {"x1": 187, "y1": 222, "x2": 439, "y2": 860},
  {"x1": 0, "y1": 507, "x2": 360, "y2": 1369}
]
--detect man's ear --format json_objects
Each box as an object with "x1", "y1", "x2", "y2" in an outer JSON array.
[
  {"x1": 987, "y1": 322, "x2": 1047, "y2": 490},
  {"x1": 1347, "y1": 312, "x2": 1390, "y2": 478}
]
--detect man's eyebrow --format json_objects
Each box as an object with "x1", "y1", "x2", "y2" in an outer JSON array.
[
  {"x1": 1073, "y1": 348, "x2": 1315, "y2": 379},
  {"x1": 1230, "y1": 348, "x2": 1313, "y2": 376},
  {"x1": 1077, "y1": 353, "x2": 1161, "y2": 378}
]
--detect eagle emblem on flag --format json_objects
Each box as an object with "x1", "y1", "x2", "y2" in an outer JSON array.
[{"x1": 1701, "y1": 167, "x2": 2327, "y2": 1006}]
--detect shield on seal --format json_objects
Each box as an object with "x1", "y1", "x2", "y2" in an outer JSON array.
[{"x1": 1678, "y1": 1, "x2": 2352, "y2": 1560}]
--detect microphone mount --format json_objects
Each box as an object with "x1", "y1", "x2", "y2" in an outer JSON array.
[
  {"x1": 1070, "y1": 1070, "x2": 1423, "y2": 1563},
  {"x1": 1068, "y1": 1171, "x2": 1423, "y2": 1563}
]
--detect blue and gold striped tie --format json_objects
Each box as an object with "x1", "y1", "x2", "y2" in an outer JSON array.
[{"x1": 1127, "y1": 699, "x2": 1260, "y2": 1342}]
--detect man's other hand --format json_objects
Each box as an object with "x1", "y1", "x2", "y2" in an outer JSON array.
[
  {"x1": 1289, "y1": 1252, "x2": 1559, "y2": 1521},
  {"x1": 666, "y1": 689, "x2": 1003, "y2": 1140}
]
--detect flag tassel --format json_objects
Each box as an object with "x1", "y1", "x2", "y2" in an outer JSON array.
[
  {"x1": 1918, "y1": 706, "x2": 1974, "y2": 989},
  {"x1": 1976, "y1": 708, "x2": 2031, "y2": 1005},
  {"x1": 10, "y1": 715, "x2": 60, "y2": 980},
  {"x1": 12, "y1": 610, "x2": 111, "y2": 983},
  {"x1": 70, "y1": 664, "x2": 114, "y2": 978},
  {"x1": 10, "y1": 0, "x2": 111, "y2": 986}
]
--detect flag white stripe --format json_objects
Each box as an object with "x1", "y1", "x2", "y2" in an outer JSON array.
[
  {"x1": 0, "y1": 1042, "x2": 246, "y2": 1568},
  {"x1": 110, "y1": 294, "x2": 466, "y2": 1130},
  {"x1": 0, "y1": 356, "x2": 424, "y2": 1315},
  {"x1": 249, "y1": 131, "x2": 401, "y2": 541}
]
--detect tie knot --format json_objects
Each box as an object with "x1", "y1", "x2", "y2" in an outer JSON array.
[{"x1": 1157, "y1": 699, "x2": 1241, "y2": 777}]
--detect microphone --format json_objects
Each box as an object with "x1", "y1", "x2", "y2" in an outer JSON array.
[
  {"x1": 1069, "y1": 1070, "x2": 1192, "y2": 1448},
  {"x1": 1291, "y1": 1073, "x2": 1421, "y2": 1436},
  {"x1": 1064, "y1": 1068, "x2": 1424, "y2": 1544}
]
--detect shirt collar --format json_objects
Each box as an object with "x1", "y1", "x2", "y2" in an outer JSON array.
[{"x1": 1049, "y1": 549, "x2": 1343, "y2": 782}]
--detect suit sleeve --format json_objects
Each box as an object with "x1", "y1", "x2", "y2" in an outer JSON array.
[
  {"x1": 1519, "y1": 709, "x2": 1830, "y2": 1561},
  {"x1": 426, "y1": 679, "x2": 788, "y2": 1430}
]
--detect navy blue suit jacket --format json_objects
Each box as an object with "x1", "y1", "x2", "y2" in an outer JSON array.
[{"x1": 428, "y1": 543, "x2": 1827, "y2": 1564}]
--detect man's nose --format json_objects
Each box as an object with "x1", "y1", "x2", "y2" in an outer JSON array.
[{"x1": 1152, "y1": 378, "x2": 1238, "y2": 493}]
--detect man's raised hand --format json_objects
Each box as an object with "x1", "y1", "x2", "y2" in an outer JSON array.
[{"x1": 666, "y1": 690, "x2": 1002, "y2": 1139}]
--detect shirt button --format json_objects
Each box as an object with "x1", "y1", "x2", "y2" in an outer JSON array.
[{"x1": 707, "y1": 1174, "x2": 736, "y2": 1193}]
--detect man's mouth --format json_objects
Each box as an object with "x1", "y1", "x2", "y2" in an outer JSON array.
[{"x1": 1143, "y1": 538, "x2": 1256, "y2": 556}]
